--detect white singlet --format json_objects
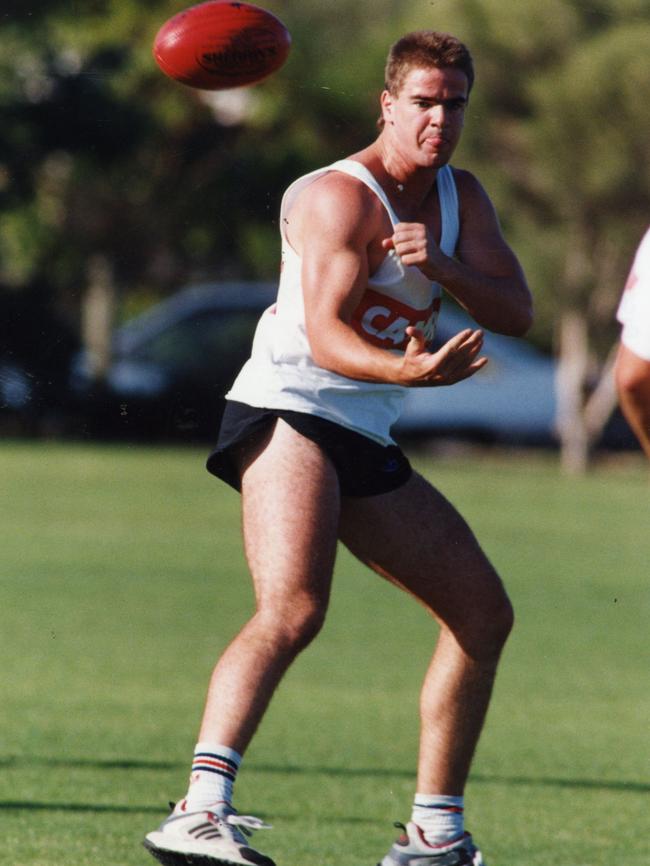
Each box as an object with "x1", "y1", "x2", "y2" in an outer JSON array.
[
  {"x1": 226, "y1": 159, "x2": 460, "y2": 445},
  {"x1": 617, "y1": 227, "x2": 650, "y2": 362}
]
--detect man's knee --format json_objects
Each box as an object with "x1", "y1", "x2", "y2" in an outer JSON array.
[
  {"x1": 283, "y1": 603, "x2": 327, "y2": 652},
  {"x1": 455, "y1": 587, "x2": 514, "y2": 663},
  {"x1": 255, "y1": 600, "x2": 327, "y2": 656},
  {"x1": 489, "y1": 593, "x2": 515, "y2": 650}
]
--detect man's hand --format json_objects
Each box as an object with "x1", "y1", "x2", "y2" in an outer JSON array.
[
  {"x1": 382, "y1": 222, "x2": 445, "y2": 281},
  {"x1": 397, "y1": 326, "x2": 488, "y2": 387}
]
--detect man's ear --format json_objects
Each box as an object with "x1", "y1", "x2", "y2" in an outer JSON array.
[{"x1": 380, "y1": 89, "x2": 394, "y2": 125}]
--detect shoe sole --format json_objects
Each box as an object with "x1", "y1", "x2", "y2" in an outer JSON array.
[
  {"x1": 378, "y1": 847, "x2": 479, "y2": 866},
  {"x1": 143, "y1": 839, "x2": 275, "y2": 866}
]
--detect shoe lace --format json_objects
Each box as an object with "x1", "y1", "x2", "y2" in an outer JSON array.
[{"x1": 224, "y1": 813, "x2": 273, "y2": 839}]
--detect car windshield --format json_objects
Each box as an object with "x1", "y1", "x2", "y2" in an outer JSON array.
[{"x1": 130, "y1": 309, "x2": 259, "y2": 375}]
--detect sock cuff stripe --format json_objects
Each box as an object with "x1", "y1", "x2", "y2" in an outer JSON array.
[
  {"x1": 192, "y1": 758, "x2": 237, "y2": 773},
  {"x1": 191, "y1": 765, "x2": 237, "y2": 781},
  {"x1": 413, "y1": 803, "x2": 464, "y2": 813},
  {"x1": 193, "y1": 753, "x2": 239, "y2": 771}
]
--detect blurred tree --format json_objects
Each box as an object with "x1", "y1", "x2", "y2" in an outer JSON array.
[
  {"x1": 526, "y1": 19, "x2": 650, "y2": 470},
  {"x1": 397, "y1": 0, "x2": 650, "y2": 469},
  {"x1": 0, "y1": 1, "x2": 401, "y2": 308},
  {"x1": 0, "y1": 0, "x2": 404, "y2": 399},
  {"x1": 1, "y1": 0, "x2": 649, "y2": 464}
]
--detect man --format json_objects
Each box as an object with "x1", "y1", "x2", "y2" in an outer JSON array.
[
  {"x1": 615, "y1": 227, "x2": 650, "y2": 459},
  {"x1": 145, "y1": 31, "x2": 532, "y2": 866}
]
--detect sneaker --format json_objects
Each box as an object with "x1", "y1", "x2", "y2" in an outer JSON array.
[
  {"x1": 144, "y1": 801, "x2": 276, "y2": 866},
  {"x1": 378, "y1": 822, "x2": 485, "y2": 866}
]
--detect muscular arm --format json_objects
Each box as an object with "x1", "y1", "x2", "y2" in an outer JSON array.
[
  {"x1": 293, "y1": 175, "x2": 487, "y2": 387},
  {"x1": 385, "y1": 170, "x2": 533, "y2": 337},
  {"x1": 615, "y1": 342, "x2": 650, "y2": 459}
]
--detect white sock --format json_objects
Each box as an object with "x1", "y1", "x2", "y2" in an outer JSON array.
[
  {"x1": 182, "y1": 742, "x2": 242, "y2": 812},
  {"x1": 411, "y1": 794, "x2": 465, "y2": 845}
]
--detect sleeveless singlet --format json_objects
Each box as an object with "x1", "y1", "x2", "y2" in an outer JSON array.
[
  {"x1": 617, "y1": 227, "x2": 650, "y2": 361},
  {"x1": 226, "y1": 159, "x2": 460, "y2": 445}
]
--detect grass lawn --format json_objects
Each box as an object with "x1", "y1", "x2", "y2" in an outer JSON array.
[{"x1": 1, "y1": 441, "x2": 648, "y2": 866}]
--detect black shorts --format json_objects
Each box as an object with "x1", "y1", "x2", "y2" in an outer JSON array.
[{"x1": 206, "y1": 400, "x2": 412, "y2": 497}]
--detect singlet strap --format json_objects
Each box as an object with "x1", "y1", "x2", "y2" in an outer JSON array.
[
  {"x1": 278, "y1": 159, "x2": 400, "y2": 247},
  {"x1": 280, "y1": 160, "x2": 459, "y2": 254},
  {"x1": 328, "y1": 159, "x2": 401, "y2": 227},
  {"x1": 332, "y1": 160, "x2": 459, "y2": 255},
  {"x1": 436, "y1": 165, "x2": 459, "y2": 256}
]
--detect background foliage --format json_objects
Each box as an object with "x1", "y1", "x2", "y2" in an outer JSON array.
[{"x1": 1, "y1": 0, "x2": 649, "y2": 345}]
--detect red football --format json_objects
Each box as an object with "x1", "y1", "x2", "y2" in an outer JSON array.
[{"x1": 153, "y1": 1, "x2": 291, "y2": 90}]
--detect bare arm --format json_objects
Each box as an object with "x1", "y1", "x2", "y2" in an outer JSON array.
[
  {"x1": 383, "y1": 170, "x2": 533, "y2": 336},
  {"x1": 294, "y1": 175, "x2": 487, "y2": 387},
  {"x1": 615, "y1": 342, "x2": 650, "y2": 459}
]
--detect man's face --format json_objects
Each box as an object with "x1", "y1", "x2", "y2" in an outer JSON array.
[{"x1": 381, "y1": 65, "x2": 468, "y2": 168}]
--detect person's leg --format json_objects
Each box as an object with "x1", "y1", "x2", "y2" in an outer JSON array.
[
  {"x1": 339, "y1": 471, "x2": 512, "y2": 860},
  {"x1": 198, "y1": 418, "x2": 341, "y2": 752},
  {"x1": 145, "y1": 421, "x2": 340, "y2": 866}
]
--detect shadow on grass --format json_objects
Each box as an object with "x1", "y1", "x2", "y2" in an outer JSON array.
[
  {"x1": 0, "y1": 801, "x2": 383, "y2": 827},
  {"x1": 470, "y1": 773, "x2": 650, "y2": 794},
  {"x1": 2, "y1": 757, "x2": 649, "y2": 798},
  {"x1": 0, "y1": 756, "x2": 180, "y2": 771},
  {"x1": 253, "y1": 765, "x2": 650, "y2": 794},
  {"x1": 0, "y1": 801, "x2": 165, "y2": 814}
]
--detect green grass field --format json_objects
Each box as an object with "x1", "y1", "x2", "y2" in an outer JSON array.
[{"x1": 1, "y1": 441, "x2": 648, "y2": 866}]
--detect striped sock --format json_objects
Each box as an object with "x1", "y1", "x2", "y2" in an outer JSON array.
[
  {"x1": 411, "y1": 794, "x2": 465, "y2": 846},
  {"x1": 182, "y1": 743, "x2": 242, "y2": 812}
]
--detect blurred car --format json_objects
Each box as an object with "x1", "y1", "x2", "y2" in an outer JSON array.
[
  {"x1": 69, "y1": 281, "x2": 277, "y2": 441},
  {"x1": 394, "y1": 304, "x2": 558, "y2": 444},
  {"x1": 0, "y1": 290, "x2": 80, "y2": 437},
  {"x1": 69, "y1": 282, "x2": 560, "y2": 445},
  {"x1": 0, "y1": 359, "x2": 38, "y2": 437},
  {"x1": 0, "y1": 361, "x2": 33, "y2": 413}
]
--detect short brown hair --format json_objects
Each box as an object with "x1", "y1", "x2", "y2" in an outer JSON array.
[{"x1": 384, "y1": 31, "x2": 474, "y2": 96}]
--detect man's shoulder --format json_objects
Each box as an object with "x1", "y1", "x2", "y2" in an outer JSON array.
[
  {"x1": 450, "y1": 167, "x2": 499, "y2": 229},
  {"x1": 291, "y1": 168, "x2": 385, "y2": 239},
  {"x1": 300, "y1": 169, "x2": 383, "y2": 214},
  {"x1": 450, "y1": 166, "x2": 488, "y2": 201}
]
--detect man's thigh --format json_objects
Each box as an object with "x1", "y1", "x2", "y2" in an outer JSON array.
[
  {"x1": 239, "y1": 418, "x2": 341, "y2": 609},
  {"x1": 338, "y1": 470, "x2": 510, "y2": 646}
]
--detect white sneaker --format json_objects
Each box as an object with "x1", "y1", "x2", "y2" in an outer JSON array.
[
  {"x1": 379, "y1": 821, "x2": 485, "y2": 866},
  {"x1": 144, "y1": 801, "x2": 276, "y2": 866}
]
